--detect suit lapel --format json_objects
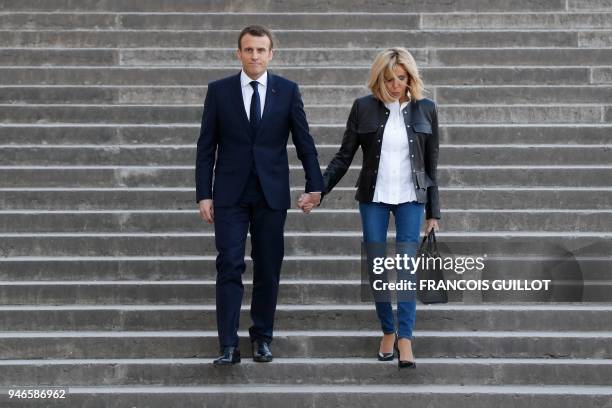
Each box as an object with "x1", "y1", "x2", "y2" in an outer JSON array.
[
  {"x1": 256, "y1": 71, "x2": 276, "y2": 139},
  {"x1": 230, "y1": 72, "x2": 252, "y2": 135}
]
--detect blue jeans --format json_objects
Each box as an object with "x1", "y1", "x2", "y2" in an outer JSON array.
[{"x1": 359, "y1": 200, "x2": 425, "y2": 340}]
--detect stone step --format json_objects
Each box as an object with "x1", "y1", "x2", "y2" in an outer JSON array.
[
  {"x1": 3, "y1": 85, "x2": 612, "y2": 105},
  {"x1": 3, "y1": 48, "x2": 612, "y2": 68},
  {"x1": 1, "y1": 187, "x2": 610, "y2": 210},
  {"x1": 0, "y1": 67, "x2": 597, "y2": 86},
  {"x1": 0, "y1": 357, "x2": 610, "y2": 387},
  {"x1": 2, "y1": 210, "x2": 612, "y2": 233},
  {"x1": 426, "y1": 10, "x2": 612, "y2": 29},
  {"x1": 0, "y1": 281, "x2": 372, "y2": 305},
  {"x1": 3, "y1": 166, "x2": 612, "y2": 188},
  {"x1": 3, "y1": 13, "x2": 424, "y2": 31},
  {"x1": 438, "y1": 85, "x2": 612, "y2": 105},
  {"x1": 0, "y1": 280, "x2": 604, "y2": 305},
  {"x1": 1, "y1": 12, "x2": 611, "y2": 30},
  {"x1": 93, "y1": 47, "x2": 612, "y2": 68},
  {"x1": 0, "y1": 330, "x2": 609, "y2": 359},
  {"x1": 1, "y1": 256, "x2": 609, "y2": 282},
  {"x1": 0, "y1": 0, "x2": 572, "y2": 13},
  {"x1": 1, "y1": 103, "x2": 607, "y2": 124},
  {"x1": 0, "y1": 384, "x2": 610, "y2": 408},
  {"x1": 1, "y1": 124, "x2": 609, "y2": 145},
  {"x1": 1, "y1": 305, "x2": 610, "y2": 331},
  {"x1": 0, "y1": 29, "x2": 586, "y2": 48},
  {"x1": 0, "y1": 233, "x2": 608, "y2": 257},
  {"x1": 3, "y1": 384, "x2": 611, "y2": 408},
  {"x1": 0, "y1": 48, "x2": 118, "y2": 66},
  {"x1": 0, "y1": 277, "x2": 607, "y2": 305},
  {"x1": 3, "y1": 145, "x2": 610, "y2": 166}
]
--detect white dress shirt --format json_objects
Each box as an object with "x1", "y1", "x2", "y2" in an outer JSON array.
[
  {"x1": 240, "y1": 69, "x2": 267, "y2": 120},
  {"x1": 372, "y1": 100, "x2": 417, "y2": 204},
  {"x1": 239, "y1": 69, "x2": 321, "y2": 196}
]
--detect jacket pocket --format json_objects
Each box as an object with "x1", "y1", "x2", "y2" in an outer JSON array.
[
  {"x1": 412, "y1": 122, "x2": 432, "y2": 134},
  {"x1": 415, "y1": 171, "x2": 434, "y2": 189},
  {"x1": 357, "y1": 123, "x2": 379, "y2": 134}
]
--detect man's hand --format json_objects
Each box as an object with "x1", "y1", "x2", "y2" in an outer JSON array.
[
  {"x1": 297, "y1": 192, "x2": 321, "y2": 214},
  {"x1": 198, "y1": 199, "x2": 214, "y2": 223}
]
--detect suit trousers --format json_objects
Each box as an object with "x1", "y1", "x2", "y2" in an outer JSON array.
[{"x1": 213, "y1": 169, "x2": 287, "y2": 348}]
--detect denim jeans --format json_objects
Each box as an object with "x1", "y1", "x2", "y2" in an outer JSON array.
[{"x1": 359, "y1": 200, "x2": 425, "y2": 340}]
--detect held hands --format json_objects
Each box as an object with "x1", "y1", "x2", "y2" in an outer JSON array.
[
  {"x1": 198, "y1": 199, "x2": 214, "y2": 223},
  {"x1": 297, "y1": 192, "x2": 321, "y2": 214}
]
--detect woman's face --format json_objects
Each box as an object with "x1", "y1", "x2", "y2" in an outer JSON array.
[{"x1": 384, "y1": 64, "x2": 410, "y2": 101}]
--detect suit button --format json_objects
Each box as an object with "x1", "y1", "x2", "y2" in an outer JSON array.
[
  {"x1": 406, "y1": 124, "x2": 410, "y2": 128},
  {"x1": 376, "y1": 155, "x2": 379, "y2": 158},
  {"x1": 385, "y1": 112, "x2": 389, "y2": 115},
  {"x1": 403, "y1": 111, "x2": 407, "y2": 114},
  {"x1": 410, "y1": 139, "x2": 413, "y2": 142},
  {"x1": 381, "y1": 124, "x2": 384, "y2": 127},
  {"x1": 411, "y1": 154, "x2": 414, "y2": 157},
  {"x1": 374, "y1": 170, "x2": 377, "y2": 173},
  {"x1": 377, "y1": 139, "x2": 381, "y2": 143}
]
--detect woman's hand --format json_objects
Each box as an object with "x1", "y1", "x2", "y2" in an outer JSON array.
[
  {"x1": 298, "y1": 193, "x2": 320, "y2": 214},
  {"x1": 424, "y1": 218, "x2": 439, "y2": 234}
]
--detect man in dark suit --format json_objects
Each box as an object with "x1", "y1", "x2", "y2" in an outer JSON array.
[{"x1": 196, "y1": 25, "x2": 324, "y2": 365}]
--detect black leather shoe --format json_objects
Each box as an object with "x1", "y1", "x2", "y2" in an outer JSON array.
[
  {"x1": 213, "y1": 346, "x2": 241, "y2": 365},
  {"x1": 252, "y1": 340, "x2": 273, "y2": 362}
]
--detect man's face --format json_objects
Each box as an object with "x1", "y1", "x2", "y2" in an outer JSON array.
[{"x1": 237, "y1": 34, "x2": 274, "y2": 79}]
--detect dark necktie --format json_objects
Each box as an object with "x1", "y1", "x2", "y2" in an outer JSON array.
[{"x1": 249, "y1": 80, "x2": 261, "y2": 130}]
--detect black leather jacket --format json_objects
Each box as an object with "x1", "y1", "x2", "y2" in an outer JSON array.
[{"x1": 322, "y1": 94, "x2": 441, "y2": 220}]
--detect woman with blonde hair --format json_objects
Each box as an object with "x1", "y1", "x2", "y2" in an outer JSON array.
[{"x1": 308, "y1": 47, "x2": 441, "y2": 368}]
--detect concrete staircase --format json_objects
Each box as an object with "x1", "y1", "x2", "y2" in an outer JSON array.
[{"x1": 1, "y1": 0, "x2": 611, "y2": 406}]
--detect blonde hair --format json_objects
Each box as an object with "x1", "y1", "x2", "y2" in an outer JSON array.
[{"x1": 367, "y1": 47, "x2": 425, "y2": 103}]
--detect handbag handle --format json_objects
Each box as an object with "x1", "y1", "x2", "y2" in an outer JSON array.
[{"x1": 422, "y1": 230, "x2": 438, "y2": 254}]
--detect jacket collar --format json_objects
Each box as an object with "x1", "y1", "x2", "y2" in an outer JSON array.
[{"x1": 240, "y1": 69, "x2": 268, "y2": 89}]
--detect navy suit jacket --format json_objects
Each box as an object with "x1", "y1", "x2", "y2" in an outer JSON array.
[{"x1": 195, "y1": 71, "x2": 324, "y2": 210}]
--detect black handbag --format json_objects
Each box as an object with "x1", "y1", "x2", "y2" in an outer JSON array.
[{"x1": 416, "y1": 231, "x2": 448, "y2": 304}]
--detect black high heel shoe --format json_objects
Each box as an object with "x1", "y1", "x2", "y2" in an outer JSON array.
[
  {"x1": 395, "y1": 338, "x2": 416, "y2": 369},
  {"x1": 377, "y1": 333, "x2": 396, "y2": 361}
]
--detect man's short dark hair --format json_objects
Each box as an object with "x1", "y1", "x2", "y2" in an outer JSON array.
[{"x1": 238, "y1": 25, "x2": 274, "y2": 50}]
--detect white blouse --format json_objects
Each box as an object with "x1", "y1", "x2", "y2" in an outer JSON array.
[{"x1": 372, "y1": 100, "x2": 417, "y2": 205}]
